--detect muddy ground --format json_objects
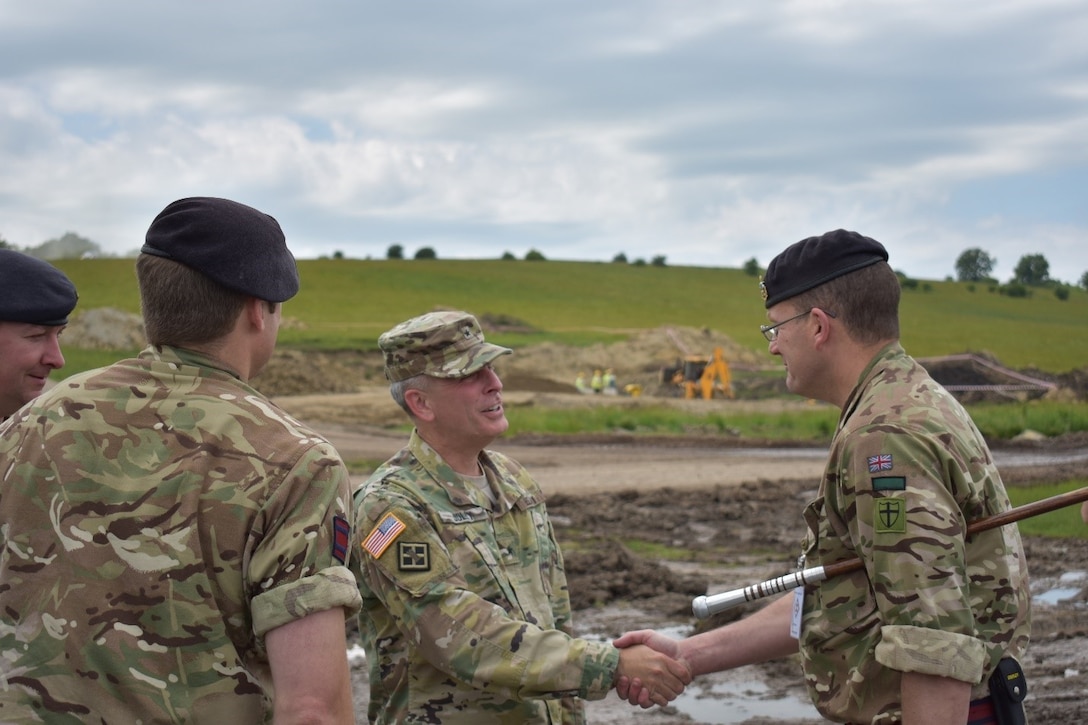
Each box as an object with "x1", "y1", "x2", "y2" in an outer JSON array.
[
  {"x1": 283, "y1": 408, "x2": 1087, "y2": 725},
  {"x1": 552, "y1": 472, "x2": 1088, "y2": 725}
]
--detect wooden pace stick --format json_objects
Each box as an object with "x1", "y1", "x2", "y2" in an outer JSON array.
[{"x1": 692, "y1": 486, "x2": 1088, "y2": 619}]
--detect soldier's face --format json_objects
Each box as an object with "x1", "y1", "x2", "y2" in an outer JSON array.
[
  {"x1": 0, "y1": 321, "x2": 65, "y2": 417},
  {"x1": 429, "y1": 365, "x2": 509, "y2": 446},
  {"x1": 766, "y1": 304, "x2": 818, "y2": 399}
]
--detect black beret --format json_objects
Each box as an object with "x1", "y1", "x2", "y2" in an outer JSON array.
[
  {"x1": 760, "y1": 229, "x2": 889, "y2": 308},
  {"x1": 142, "y1": 197, "x2": 300, "y2": 302},
  {"x1": 0, "y1": 249, "x2": 78, "y2": 326}
]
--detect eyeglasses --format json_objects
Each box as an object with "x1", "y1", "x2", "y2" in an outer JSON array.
[{"x1": 760, "y1": 308, "x2": 836, "y2": 342}]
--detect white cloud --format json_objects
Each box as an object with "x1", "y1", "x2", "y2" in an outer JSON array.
[{"x1": 0, "y1": 0, "x2": 1086, "y2": 283}]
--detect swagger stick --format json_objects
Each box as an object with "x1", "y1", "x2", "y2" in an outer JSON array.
[{"x1": 692, "y1": 486, "x2": 1088, "y2": 619}]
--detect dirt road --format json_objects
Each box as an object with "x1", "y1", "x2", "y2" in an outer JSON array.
[{"x1": 309, "y1": 420, "x2": 831, "y2": 495}]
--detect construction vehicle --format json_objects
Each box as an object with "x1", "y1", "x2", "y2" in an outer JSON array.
[
  {"x1": 662, "y1": 346, "x2": 734, "y2": 400},
  {"x1": 683, "y1": 347, "x2": 734, "y2": 399},
  {"x1": 660, "y1": 327, "x2": 735, "y2": 400}
]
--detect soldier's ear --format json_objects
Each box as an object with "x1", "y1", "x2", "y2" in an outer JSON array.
[
  {"x1": 243, "y1": 297, "x2": 268, "y2": 331},
  {"x1": 810, "y1": 307, "x2": 836, "y2": 348},
  {"x1": 404, "y1": 387, "x2": 435, "y2": 422}
]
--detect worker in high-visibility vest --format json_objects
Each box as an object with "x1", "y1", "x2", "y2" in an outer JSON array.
[{"x1": 602, "y1": 368, "x2": 618, "y2": 395}]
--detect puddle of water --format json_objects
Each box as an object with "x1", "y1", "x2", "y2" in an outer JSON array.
[
  {"x1": 1032, "y1": 570, "x2": 1085, "y2": 606},
  {"x1": 672, "y1": 676, "x2": 819, "y2": 724},
  {"x1": 347, "y1": 643, "x2": 367, "y2": 665},
  {"x1": 1035, "y1": 588, "x2": 1081, "y2": 605}
]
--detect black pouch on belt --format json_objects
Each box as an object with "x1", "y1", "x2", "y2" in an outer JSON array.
[{"x1": 988, "y1": 657, "x2": 1027, "y2": 725}]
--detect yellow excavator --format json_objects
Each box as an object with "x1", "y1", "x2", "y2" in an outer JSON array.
[{"x1": 670, "y1": 346, "x2": 734, "y2": 400}]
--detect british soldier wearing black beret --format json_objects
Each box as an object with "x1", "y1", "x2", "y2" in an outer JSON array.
[{"x1": 0, "y1": 249, "x2": 78, "y2": 417}]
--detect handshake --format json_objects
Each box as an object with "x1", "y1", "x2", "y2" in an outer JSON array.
[{"x1": 611, "y1": 630, "x2": 690, "y2": 708}]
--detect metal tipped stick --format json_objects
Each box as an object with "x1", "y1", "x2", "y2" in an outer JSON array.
[{"x1": 693, "y1": 486, "x2": 1088, "y2": 619}]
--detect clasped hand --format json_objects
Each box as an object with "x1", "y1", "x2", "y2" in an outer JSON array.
[{"x1": 612, "y1": 630, "x2": 687, "y2": 708}]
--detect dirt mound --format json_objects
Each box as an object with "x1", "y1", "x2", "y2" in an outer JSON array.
[
  {"x1": 918, "y1": 353, "x2": 1069, "y2": 403},
  {"x1": 64, "y1": 307, "x2": 146, "y2": 349},
  {"x1": 1025, "y1": 364, "x2": 1088, "y2": 402},
  {"x1": 62, "y1": 309, "x2": 1088, "y2": 403},
  {"x1": 251, "y1": 339, "x2": 1088, "y2": 402},
  {"x1": 251, "y1": 325, "x2": 761, "y2": 398},
  {"x1": 252, "y1": 349, "x2": 380, "y2": 396},
  {"x1": 501, "y1": 325, "x2": 763, "y2": 396}
]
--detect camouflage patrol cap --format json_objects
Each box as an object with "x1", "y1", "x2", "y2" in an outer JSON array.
[
  {"x1": 760, "y1": 229, "x2": 888, "y2": 308},
  {"x1": 379, "y1": 311, "x2": 512, "y2": 382},
  {"x1": 0, "y1": 249, "x2": 78, "y2": 325},
  {"x1": 141, "y1": 196, "x2": 300, "y2": 302}
]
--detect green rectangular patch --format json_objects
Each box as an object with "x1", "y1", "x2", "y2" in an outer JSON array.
[
  {"x1": 398, "y1": 542, "x2": 431, "y2": 571},
  {"x1": 874, "y1": 498, "x2": 907, "y2": 534},
  {"x1": 872, "y1": 476, "x2": 906, "y2": 491}
]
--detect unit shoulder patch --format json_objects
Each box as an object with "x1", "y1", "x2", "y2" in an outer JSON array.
[
  {"x1": 398, "y1": 542, "x2": 431, "y2": 571},
  {"x1": 332, "y1": 515, "x2": 350, "y2": 564},
  {"x1": 874, "y1": 498, "x2": 906, "y2": 534}
]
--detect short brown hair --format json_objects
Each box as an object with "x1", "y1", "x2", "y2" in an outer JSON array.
[
  {"x1": 791, "y1": 261, "x2": 900, "y2": 344},
  {"x1": 137, "y1": 255, "x2": 247, "y2": 346}
]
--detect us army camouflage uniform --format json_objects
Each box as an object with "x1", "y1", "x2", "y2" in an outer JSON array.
[
  {"x1": 352, "y1": 430, "x2": 619, "y2": 724},
  {"x1": 797, "y1": 343, "x2": 1030, "y2": 724},
  {"x1": 0, "y1": 345, "x2": 360, "y2": 724}
]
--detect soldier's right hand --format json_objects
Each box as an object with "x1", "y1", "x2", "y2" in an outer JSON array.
[{"x1": 612, "y1": 643, "x2": 691, "y2": 708}]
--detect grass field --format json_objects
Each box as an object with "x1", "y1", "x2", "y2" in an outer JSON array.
[
  {"x1": 1007, "y1": 481, "x2": 1088, "y2": 540},
  {"x1": 49, "y1": 257, "x2": 1088, "y2": 540},
  {"x1": 503, "y1": 400, "x2": 1088, "y2": 441},
  {"x1": 54, "y1": 257, "x2": 1088, "y2": 372}
]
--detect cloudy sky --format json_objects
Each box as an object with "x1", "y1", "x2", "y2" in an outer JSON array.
[{"x1": 2, "y1": 0, "x2": 1086, "y2": 282}]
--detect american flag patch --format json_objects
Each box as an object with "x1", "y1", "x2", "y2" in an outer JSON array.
[
  {"x1": 867, "y1": 454, "x2": 893, "y2": 473},
  {"x1": 332, "y1": 515, "x2": 350, "y2": 564},
  {"x1": 362, "y1": 513, "x2": 406, "y2": 559}
]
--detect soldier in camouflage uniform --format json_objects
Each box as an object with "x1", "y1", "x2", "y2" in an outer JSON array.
[
  {"x1": 616, "y1": 230, "x2": 1030, "y2": 724},
  {"x1": 0, "y1": 249, "x2": 77, "y2": 419},
  {"x1": 351, "y1": 310, "x2": 691, "y2": 724},
  {"x1": 0, "y1": 197, "x2": 360, "y2": 723}
]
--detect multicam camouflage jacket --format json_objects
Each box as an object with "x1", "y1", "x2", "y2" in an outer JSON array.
[
  {"x1": 797, "y1": 343, "x2": 1031, "y2": 724},
  {"x1": 0, "y1": 345, "x2": 360, "y2": 724},
  {"x1": 352, "y1": 430, "x2": 620, "y2": 724}
]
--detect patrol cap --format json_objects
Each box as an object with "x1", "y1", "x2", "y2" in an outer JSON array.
[
  {"x1": 142, "y1": 197, "x2": 300, "y2": 302},
  {"x1": 379, "y1": 310, "x2": 512, "y2": 382},
  {"x1": 760, "y1": 229, "x2": 888, "y2": 308},
  {"x1": 0, "y1": 249, "x2": 78, "y2": 326}
]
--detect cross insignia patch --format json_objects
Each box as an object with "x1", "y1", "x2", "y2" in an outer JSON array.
[
  {"x1": 875, "y1": 498, "x2": 906, "y2": 533},
  {"x1": 398, "y1": 542, "x2": 431, "y2": 571}
]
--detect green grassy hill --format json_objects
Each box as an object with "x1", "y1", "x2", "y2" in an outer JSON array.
[{"x1": 55, "y1": 257, "x2": 1088, "y2": 373}]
